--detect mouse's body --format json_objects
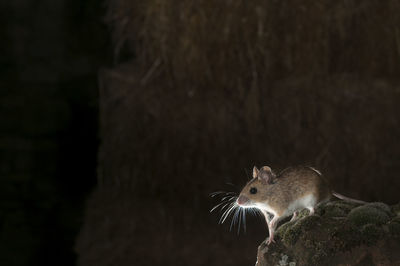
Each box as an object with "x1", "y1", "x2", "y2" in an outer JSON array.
[{"x1": 236, "y1": 165, "x2": 349, "y2": 244}]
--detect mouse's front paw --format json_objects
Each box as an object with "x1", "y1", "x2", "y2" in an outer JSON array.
[{"x1": 266, "y1": 237, "x2": 276, "y2": 245}]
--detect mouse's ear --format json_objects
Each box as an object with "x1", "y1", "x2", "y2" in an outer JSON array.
[
  {"x1": 258, "y1": 166, "x2": 275, "y2": 184},
  {"x1": 252, "y1": 166, "x2": 259, "y2": 178}
]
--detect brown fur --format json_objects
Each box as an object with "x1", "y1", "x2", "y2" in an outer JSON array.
[{"x1": 240, "y1": 166, "x2": 331, "y2": 216}]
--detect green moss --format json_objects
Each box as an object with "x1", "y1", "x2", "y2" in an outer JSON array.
[
  {"x1": 347, "y1": 205, "x2": 390, "y2": 226},
  {"x1": 391, "y1": 216, "x2": 400, "y2": 223},
  {"x1": 310, "y1": 242, "x2": 328, "y2": 265},
  {"x1": 323, "y1": 205, "x2": 347, "y2": 217},
  {"x1": 391, "y1": 203, "x2": 400, "y2": 216},
  {"x1": 282, "y1": 225, "x2": 301, "y2": 246},
  {"x1": 297, "y1": 214, "x2": 321, "y2": 229},
  {"x1": 388, "y1": 218, "x2": 400, "y2": 237},
  {"x1": 360, "y1": 224, "x2": 383, "y2": 245},
  {"x1": 323, "y1": 201, "x2": 361, "y2": 217},
  {"x1": 262, "y1": 202, "x2": 400, "y2": 264},
  {"x1": 297, "y1": 209, "x2": 311, "y2": 218},
  {"x1": 281, "y1": 215, "x2": 321, "y2": 246},
  {"x1": 328, "y1": 200, "x2": 361, "y2": 209},
  {"x1": 366, "y1": 202, "x2": 392, "y2": 216},
  {"x1": 326, "y1": 220, "x2": 362, "y2": 252},
  {"x1": 327, "y1": 221, "x2": 348, "y2": 239},
  {"x1": 276, "y1": 220, "x2": 294, "y2": 238}
]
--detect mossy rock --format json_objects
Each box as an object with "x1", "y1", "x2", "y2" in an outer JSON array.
[
  {"x1": 281, "y1": 215, "x2": 321, "y2": 246},
  {"x1": 309, "y1": 242, "x2": 329, "y2": 265},
  {"x1": 276, "y1": 220, "x2": 295, "y2": 237},
  {"x1": 297, "y1": 208, "x2": 312, "y2": 218},
  {"x1": 388, "y1": 217, "x2": 400, "y2": 237},
  {"x1": 324, "y1": 200, "x2": 360, "y2": 215},
  {"x1": 360, "y1": 224, "x2": 384, "y2": 245},
  {"x1": 391, "y1": 216, "x2": 400, "y2": 224},
  {"x1": 277, "y1": 254, "x2": 296, "y2": 266},
  {"x1": 258, "y1": 202, "x2": 400, "y2": 266},
  {"x1": 366, "y1": 202, "x2": 393, "y2": 216},
  {"x1": 281, "y1": 225, "x2": 302, "y2": 246},
  {"x1": 327, "y1": 200, "x2": 362, "y2": 208},
  {"x1": 296, "y1": 214, "x2": 321, "y2": 230},
  {"x1": 391, "y1": 203, "x2": 400, "y2": 216},
  {"x1": 323, "y1": 204, "x2": 348, "y2": 217},
  {"x1": 347, "y1": 205, "x2": 390, "y2": 227}
]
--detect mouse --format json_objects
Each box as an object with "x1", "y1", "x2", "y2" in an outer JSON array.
[{"x1": 236, "y1": 165, "x2": 365, "y2": 245}]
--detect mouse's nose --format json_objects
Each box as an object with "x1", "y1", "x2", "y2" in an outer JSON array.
[{"x1": 237, "y1": 195, "x2": 249, "y2": 205}]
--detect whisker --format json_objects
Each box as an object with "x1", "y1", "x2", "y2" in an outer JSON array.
[
  {"x1": 221, "y1": 195, "x2": 236, "y2": 202},
  {"x1": 256, "y1": 210, "x2": 261, "y2": 218},
  {"x1": 210, "y1": 199, "x2": 232, "y2": 213},
  {"x1": 211, "y1": 197, "x2": 235, "y2": 213},
  {"x1": 211, "y1": 194, "x2": 237, "y2": 213},
  {"x1": 219, "y1": 203, "x2": 231, "y2": 224},
  {"x1": 209, "y1": 191, "x2": 227, "y2": 197},
  {"x1": 220, "y1": 200, "x2": 235, "y2": 212},
  {"x1": 220, "y1": 202, "x2": 236, "y2": 224},
  {"x1": 211, "y1": 188, "x2": 246, "y2": 232},
  {"x1": 230, "y1": 208, "x2": 240, "y2": 231},
  {"x1": 237, "y1": 208, "x2": 243, "y2": 234},
  {"x1": 243, "y1": 209, "x2": 247, "y2": 233},
  {"x1": 253, "y1": 209, "x2": 262, "y2": 218}
]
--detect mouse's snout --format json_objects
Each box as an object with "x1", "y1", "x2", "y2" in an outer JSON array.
[{"x1": 237, "y1": 195, "x2": 250, "y2": 206}]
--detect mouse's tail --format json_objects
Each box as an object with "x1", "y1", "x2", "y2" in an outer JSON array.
[{"x1": 332, "y1": 191, "x2": 367, "y2": 204}]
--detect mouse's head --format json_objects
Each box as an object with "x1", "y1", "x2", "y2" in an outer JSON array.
[{"x1": 236, "y1": 166, "x2": 276, "y2": 208}]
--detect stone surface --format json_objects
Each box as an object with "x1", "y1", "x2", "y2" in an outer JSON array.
[{"x1": 256, "y1": 201, "x2": 400, "y2": 266}]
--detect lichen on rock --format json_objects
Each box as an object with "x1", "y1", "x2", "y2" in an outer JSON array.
[{"x1": 278, "y1": 254, "x2": 296, "y2": 266}]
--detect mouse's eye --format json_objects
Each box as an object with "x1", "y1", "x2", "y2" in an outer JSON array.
[{"x1": 250, "y1": 187, "x2": 257, "y2": 194}]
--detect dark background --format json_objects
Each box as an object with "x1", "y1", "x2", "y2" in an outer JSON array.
[
  {"x1": 1, "y1": 1, "x2": 106, "y2": 265},
  {"x1": 2, "y1": 1, "x2": 400, "y2": 266}
]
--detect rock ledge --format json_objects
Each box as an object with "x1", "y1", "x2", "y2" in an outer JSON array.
[{"x1": 256, "y1": 201, "x2": 400, "y2": 266}]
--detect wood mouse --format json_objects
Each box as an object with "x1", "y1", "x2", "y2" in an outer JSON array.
[{"x1": 236, "y1": 165, "x2": 364, "y2": 245}]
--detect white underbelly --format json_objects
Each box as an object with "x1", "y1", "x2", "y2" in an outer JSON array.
[{"x1": 284, "y1": 194, "x2": 317, "y2": 217}]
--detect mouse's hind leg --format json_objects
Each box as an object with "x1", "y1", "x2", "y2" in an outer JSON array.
[
  {"x1": 289, "y1": 211, "x2": 298, "y2": 222},
  {"x1": 307, "y1": 207, "x2": 315, "y2": 215}
]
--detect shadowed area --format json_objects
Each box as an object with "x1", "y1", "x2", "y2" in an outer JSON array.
[{"x1": 0, "y1": 1, "x2": 106, "y2": 265}]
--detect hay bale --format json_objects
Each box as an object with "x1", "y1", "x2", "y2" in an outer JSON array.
[
  {"x1": 106, "y1": 0, "x2": 400, "y2": 86},
  {"x1": 101, "y1": 1, "x2": 400, "y2": 203},
  {"x1": 95, "y1": 63, "x2": 400, "y2": 204}
]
